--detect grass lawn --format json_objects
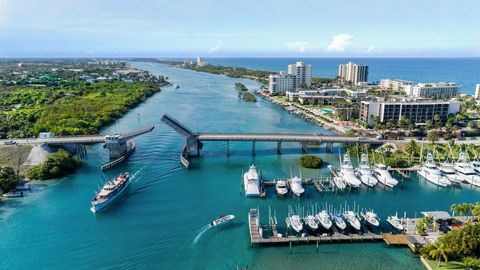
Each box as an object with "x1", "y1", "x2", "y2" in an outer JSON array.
[{"x1": 427, "y1": 259, "x2": 466, "y2": 269}]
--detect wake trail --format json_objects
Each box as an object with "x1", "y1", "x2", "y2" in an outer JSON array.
[{"x1": 193, "y1": 224, "x2": 212, "y2": 244}]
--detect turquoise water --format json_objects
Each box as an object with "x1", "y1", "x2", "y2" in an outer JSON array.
[{"x1": 1, "y1": 62, "x2": 479, "y2": 269}]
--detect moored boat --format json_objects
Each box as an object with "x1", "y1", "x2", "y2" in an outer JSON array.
[
  {"x1": 418, "y1": 152, "x2": 452, "y2": 187},
  {"x1": 386, "y1": 214, "x2": 404, "y2": 231},
  {"x1": 315, "y1": 210, "x2": 333, "y2": 230},
  {"x1": 332, "y1": 213, "x2": 347, "y2": 231},
  {"x1": 339, "y1": 153, "x2": 362, "y2": 188},
  {"x1": 275, "y1": 180, "x2": 288, "y2": 196},
  {"x1": 356, "y1": 153, "x2": 378, "y2": 187},
  {"x1": 361, "y1": 211, "x2": 380, "y2": 227},
  {"x1": 439, "y1": 162, "x2": 463, "y2": 184},
  {"x1": 288, "y1": 176, "x2": 305, "y2": 196},
  {"x1": 243, "y1": 165, "x2": 260, "y2": 197},
  {"x1": 91, "y1": 172, "x2": 130, "y2": 213},
  {"x1": 286, "y1": 214, "x2": 303, "y2": 233},
  {"x1": 343, "y1": 211, "x2": 361, "y2": 231},
  {"x1": 454, "y1": 152, "x2": 480, "y2": 187},
  {"x1": 373, "y1": 164, "x2": 398, "y2": 188},
  {"x1": 303, "y1": 215, "x2": 319, "y2": 231}
]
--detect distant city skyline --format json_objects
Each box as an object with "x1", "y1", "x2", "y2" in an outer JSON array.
[{"x1": 0, "y1": 0, "x2": 479, "y2": 57}]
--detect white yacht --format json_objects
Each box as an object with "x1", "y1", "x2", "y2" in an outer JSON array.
[
  {"x1": 356, "y1": 153, "x2": 378, "y2": 187},
  {"x1": 275, "y1": 180, "x2": 288, "y2": 196},
  {"x1": 343, "y1": 211, "x2": 362, "y2": 231},
  {"x1": 91, "y1": 172, "x2": 130, "y2": 213},
  {"x1": 339, "y1": 153, "x2": 362, "y2": 188},
  {"x1": 303, "y1": 215, "x2": 319, "y2": 231},
  {"x1": 243, "y1": 165, "x2": 260, "y2": 196},
  {"x1": 454, "y1": 152, "x2": 480, "y2": 187},
  {"x1": 439, "y1": 162, "x2": 463, "y2": 184},
  {"x1": 286, "y1": 215, "x2": 303, "y2": 233},
  {"x1": 386, "y1": 215, "x2": 404, "y2": 231},
  {"x1": 373, "y1": 164, "x2": 398, "y2": 188},
  {"x1": 315, "y1": 210, "x2": 332, "y2": 230},
  {"x1": 333, "y1": 177, "x2": 347, "y2": 190},
  {"x1": 418, "y1": 152, "x2": 452, "y2": 187},
  {"x1": 288, "y1": 176, "x2": 305, "y2": 196},
  {"x1": 332, "y1": 213, "x2": 347, "y2": 231},
  {"x1": 471, "y1": 160, "x2": 480, "y2": 173},
  {"x1": 361, "y1": 211, "x2": 380, "y2": 228}
]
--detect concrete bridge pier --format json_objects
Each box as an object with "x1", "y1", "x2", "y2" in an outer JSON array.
[
  {"x1": 252, "y1": 140, "x2": 256, "y2": 156},
  {"x1": 76, "y1": 144, "x2": 87, "y2": 159},
  {"x1": 105, "y1": 140, "x2": 127, "y2": 160},
  {"x1": 227, "y1": 140, "x2": 230, "y2": 157},
  {"x1": 301, "y1": 142, "x2": 308, "y2": 154},
  {"x1": 277, "y1": 141, "x2": 282, "y2": 155},
  {"x1": 325, "y1": 142, "x2": 334, "y2": 153}
]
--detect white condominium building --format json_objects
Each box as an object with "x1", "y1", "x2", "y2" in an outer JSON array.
[
  {"x1": 404, "y1": 82, "x2": 458, "y2": 99},
  {"x1": 338, "y1": 62, "x2": 368, "y2": 84},
  {"x1": 288, "y1": 61, "x2": 312, "y2": 87},
  {"x1": 379, "y1": 79, "x2": 414, "y2": 91},
  {"x1": 475, "y1": 84, "x2": 480, "y2": 99},
  {"x1": 268, "y1": 72, "x2": 296, "y2": 94}
]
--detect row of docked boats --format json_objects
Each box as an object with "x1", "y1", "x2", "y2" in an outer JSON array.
[
  {"x1": 330, "y1": 153, "x2": 398, "y2": 189},
  {"x1": 285, "y1": 208, "x2": 404, "y2": 234},
  {"x1": 243, "y1": 165, "x2": 306, "y2": 197},
  {"x1": 418, "y1": 151, "x2": 480, "y2": 188}
]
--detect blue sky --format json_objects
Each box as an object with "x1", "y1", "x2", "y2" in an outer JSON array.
[{"x1": 0, "y1": 0, "x2": 479, "y2": 57}]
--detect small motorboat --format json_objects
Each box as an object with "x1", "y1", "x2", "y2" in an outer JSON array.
[
  {"x1": 343, "y1": 211, "x2": 362, "y2": 231},
  {"x1": 211, "y1": 215, "x2": 235, "y2": 227},
  {"x1": 2, "y1": 191, "x2": 23, "y2": 198},
  {"x1": 275, "y1": 180, "x2": 288, "y2": 196},
  {"x1": 286, "y1": 215, "x2": 303, "y2": 233},
  {"x1": 332, "y1": 213, "x2": 347, "y2": 231},
  {"x1": 315, "y1": 210, "x2": 333, "y2": 230},
  {"x1": 361, "y1": 211, "x2": 380, "y2": 227},
  {"x1": 15, "y1": 184, "x2": 31, "y2": 191},
  {"x1": 303, "y1": 215, "x2": 319, "y2": 231},
  {"x1": 386, "y1": 215, "x2": 404, "y2": 231}
]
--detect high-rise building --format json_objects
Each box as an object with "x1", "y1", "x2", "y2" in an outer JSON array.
[
  {"x1": 379, "y1": 79, "x2": 414, "y2": 91},
  {"x1": 268, "y1": 72, "x2": 296, "y2": 94},
  {"x1": 196, "y1": 56, "x2": 206, "y2": 67},
  {"x1": 359, "y1": 97, "x2": 460, "y2": 125},
  {"x1": 475, "y1": 84, "x2": 480, "y2": 99},
  {"x1": 287, "y1": 61, "x2": 312, "y2": 87},
  {"x1": 338, "y1": 62, "x2": 368, "y2": 85},
  {"x1": 404, "y1": 82, "x2": 458, "y2": 99}
]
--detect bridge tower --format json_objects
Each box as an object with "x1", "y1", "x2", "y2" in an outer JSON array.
[{"x1": 104, "y1": 135, "x2": 127, "y2": 159}]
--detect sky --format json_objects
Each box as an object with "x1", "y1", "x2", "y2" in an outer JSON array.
[{"x1": 0, "y1": 0, "x2": 479, "y2": 57}]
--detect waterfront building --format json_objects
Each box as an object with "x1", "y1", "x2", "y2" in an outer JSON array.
[
  {"x1": 404, "y1": 82, "x2": 458, "y2": 99},
  {"x1": 338, "y1": 62, "x2": 368, "y2": 85},
  {"x1": 475, "y1": 84, "x2": 480, "y2": 99},
  {"x1": 268, "y1": 72, "x2": 296, "y2": 94},
  {"x1": 359, "y1": 97, "x2": 461, "y2": 125},
  {"x1": 196, "y1": 56, "x2": 206, "y2": 67},
  {"x1": 286, "y1": 89, "x2": 365, "y2": 103},
  {"x1": 288, "y1": 61, "x2": 312, "y2": 87},
  {"x1": 379, "y1": 79, "x2": 414, "y2": 91}
]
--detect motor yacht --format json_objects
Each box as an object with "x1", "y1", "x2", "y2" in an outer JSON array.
[
  {"x1": 339, "y1": 153, "x2": 362, "y2": 188},
  {"x1": 343, "y1": 211, "x2": 361, "y2": 231},
  {"x1": 386, "y1": 215, "x2": 404, "y2": 231},
  {"x1": 286, "y1": 215, "x2": 303, "y2": 233},
  {"x1": 91, "y1": 172, "x2": 130, "y2": 213},
  {"x1": 303, "y1": 215, "x2": 319, "y2": 231},
  {"x1": 2, "y1": 191, "x2": 23, "y2": 198},
  {"x1": 275, "y1": 180, "x2": 288, "y2": 196},
  {"x1": 333, "y1": 176, "x2": 346, "y2": 190},
  {"x1": 471, "y1": 160, "x2": 480, "y2": 173},
  {"x1": 356, "y1": 153, "x2": 378, "y2": 187},
  {"x1": 243, "y1": 165, "x2": 260, "y2": 196},
  {"x1": 315, "y1": 210, "x2": 332, "y2": 230},
  {"x1": 332, "y1": 213, "x2": 347, "y2": 231},
  {"x1": 361, "y1": 211, "x2": 380, "y2": 227},
  {"x1": 454, "y1": 152, "x2": 480, "y2": 187},
  {"x1": 373, "y1": 164, "x2": 398, "y2": 188},
  {"x1": 418, "y1": 152, "x2": 452, "y2": 187},
  {"x1": 288, "y1": 176, "x2": 305, "y2": 196},
  {"x1": 439, "y1": 162, "x2": 463, "y2": 184}
]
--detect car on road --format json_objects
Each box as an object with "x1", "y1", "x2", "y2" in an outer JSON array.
[
  {"x1": 376, "y1": 134, "x2": 384, "y2": 140},
  {"x1": 3, "y1": 140, "x2": 16, "y2": 145},
  {"x1": 357, "y1": 136, "x2": 366, "y2": 140}
]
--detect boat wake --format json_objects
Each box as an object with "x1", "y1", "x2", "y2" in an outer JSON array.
[
  {"x1": 193, "y1": 224, "x2": 212, "y2": 244},
  {"x1": 129, "y1": 167, "x2": 146, "y2": 184}
]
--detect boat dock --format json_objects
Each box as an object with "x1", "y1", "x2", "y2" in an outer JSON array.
[{"x1": 262, "y1": 177, "x2": 345, "y2": 193}]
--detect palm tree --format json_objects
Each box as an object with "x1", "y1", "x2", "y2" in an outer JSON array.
[
  {"x1": 405, "y1": 140, "x2": 418, "y2": 164},
  {"x1": 427, "y1": 131, "x2": 439, "y2": 145},
  {"x1": 429, "y1": 243, "x2": 449, "y2": 267}
]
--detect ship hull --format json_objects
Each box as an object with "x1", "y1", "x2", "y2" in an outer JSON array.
[{"x1": 91, "y1": 180, "x2": 130, "y2": 213}]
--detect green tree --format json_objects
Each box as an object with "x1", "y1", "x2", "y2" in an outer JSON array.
[
  {"x1": 299, "y1": 155, "x2": 323, "y2": 169},
  {"x1": 425, "y1": 120, "x2": 433, "y2": 130},
  {"x1": 427, "y1": 131, "x2": 440, "y2": 144},
  {"x1": 0, "y1": 166, "x2": 18, "y2": 193},
  {"x1": 405, "y1": 140, "x2": 419, "y2": 163}
]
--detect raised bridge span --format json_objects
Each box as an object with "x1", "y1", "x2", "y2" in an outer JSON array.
[{"x1": 161, "y1": 114, "x2": 383, "y2": 167}]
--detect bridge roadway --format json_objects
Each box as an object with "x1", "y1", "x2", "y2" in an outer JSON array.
[
  {"x1": 0, "y1": 125, "x2": 155, "y2": 146},
  {"x1": 196, "y1": 133, "x2": 383, "y2": 144}
]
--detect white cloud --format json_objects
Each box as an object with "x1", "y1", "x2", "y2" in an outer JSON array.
[
  {"x1": 327, "y1": 34, "x2": 353, "y2": 52},
  {"x1": 285, "y1": 41, "x2": 311, "y2": 53},
  {"x1": 208, "y1": 40, "x2": 224, "y2": 53},
  {"x1": 367, "y1": 45, "x2": 375, "y2": 53}
]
